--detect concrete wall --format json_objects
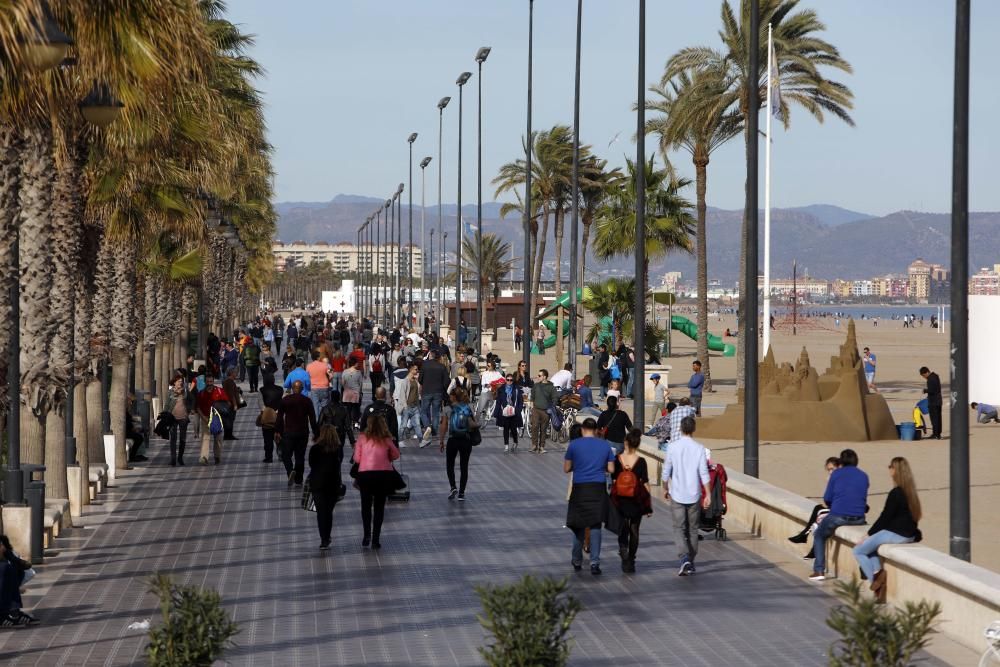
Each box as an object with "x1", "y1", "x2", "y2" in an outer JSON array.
[
  {"x1": 970, "y1": 295, "x2": 1000, "y2": 405},
  {"x1": 636, "y1": 435, "x2": 1000, "y2": 652}
]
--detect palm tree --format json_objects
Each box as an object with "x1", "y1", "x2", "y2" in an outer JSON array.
[
  {"x1": 583, "y1": 278, "x2": 635, "y2": 350},
  {"x1": 593, "y1": 157, "x2": 695, "y2": 329},
  {"x1": 461, "y1": 232, "x2": 515, "y2": 337},
  {"x1": 647, "y1": 67, "x2": 742, "y2": 392},
  {"x1": 577, "y1": 155, "x2": 620, "y2": 342},
  {"x1": 666, "y1": 0, "x2": 854, "y2": 389}
]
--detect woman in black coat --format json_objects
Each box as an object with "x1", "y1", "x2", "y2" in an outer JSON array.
[
  {"x1": 308, "y1": 425, "x2": 344, "y2": 551},
  {"x1": 492, "y1": 373, "x2": 525, "y2": 453}
]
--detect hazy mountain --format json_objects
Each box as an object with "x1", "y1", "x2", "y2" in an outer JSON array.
[{"x1": 274, "y1": 196, "x2": 1000, "y2": 284}]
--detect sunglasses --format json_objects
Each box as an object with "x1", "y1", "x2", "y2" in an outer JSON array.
[{"x1": 505, "y1": 377, "x2": 513, "y2": 381}]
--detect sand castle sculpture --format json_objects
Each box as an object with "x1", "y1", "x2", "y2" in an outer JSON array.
[{"x1": 697, "y1": 319, "x2": 898, "y2": 441}]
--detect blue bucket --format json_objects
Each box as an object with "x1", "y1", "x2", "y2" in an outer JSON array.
[{"x1": 899, "y1": 422, "x2": 916, "y2": 441}]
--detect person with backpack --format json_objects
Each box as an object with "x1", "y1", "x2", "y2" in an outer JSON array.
[
  {"x1": 597, "y1": 396, "x2": 633, "y2": 455},
  {"x1": 368, "y1": 348, "x2": 386, "y2": 393},
  {"x1": 610, "y1": 429, "x2": 653, "y2": 573},
  {"x1": 360, "y1": 387, "x2": 399, "y2": 445},
  {"x1": 319, "y1": 390, "x2": 354, "y2": 448},
  {"x1": 438, "y1": 387, "x2": 480, "y2": 501},
  {"x1": 275, "y1": 380, "x2": 319, "y2": 488},
  {"x1": 307, "y1": 424, "x2": 344, "y2": 551},
  {"x1": 258, "y1": 372, "x2": 284, "y2": 463},
  {"x1": 195, "y1": 373, "x2": 229, "y2": 465},
  {"x1": 564, "y1": 418, "x2": 616, "y2": 575}
]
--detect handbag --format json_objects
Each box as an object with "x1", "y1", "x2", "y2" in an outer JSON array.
[
  {"x1": 237, "y1": 388, "x2": 247, "y2": 408},
  {"x1": 301, "y1": 479, "x2": 316, "y2": 512},
  {"x1": 349, "y1": 461, "x2": 359, "y2": 479},
  {"x1": 502, "y1": 404, "x2": 515, "y2": 417}
]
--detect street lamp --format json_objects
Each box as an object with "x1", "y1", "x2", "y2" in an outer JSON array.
[
  {"x1": 475, "y1": 47, "x2": 491, "y2": 349},
  {"x1": 420, "y1": 156, "x2": 432, "y2": 329},
  {"x1": 408, "y1": 133, "x2": 418, "y2": 325},
  {"x1": 569, "y1": 0, "x2": 582, "y2": 376},
  {"x1": 522, "y1": 0, "x2": 534, "y2": 370},
  {"x1": 20, "y1": 2, "x2": 73, "y2": 71},
  {"x1": 456, "y1": 71, "x2": 472, "y2": 340},
  {"x1": 429, "y1": 228, "x2": 436, "y2": 324},
  {"x1": 743, "y1": 0, "x2": 761, "y2": 477},
  {"x1": 442, "y1": 231, "x2": 448, "y2": 326},
  {"x1": 394, "y1": 183, "x2": 404, "y2": 326},
  {"x1": 382, "y1": 200, "x2": 391, "y2": 326},
  {"x1": 633, "y1": 0, "x2": 647, "y2": 429},
  {"x1": 79, "y1": 82, "x2": 125, "y2": 128},
  {"x1": 436, "y1": 96, "x2": 451, "y2": 335}
]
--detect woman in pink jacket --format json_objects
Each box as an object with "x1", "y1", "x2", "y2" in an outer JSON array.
[{"x1": 353, "y1": 414, "x2": 400, "y2": 549}]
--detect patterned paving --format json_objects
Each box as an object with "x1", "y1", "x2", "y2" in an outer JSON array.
[{"x1": 0, "y1": 387, "x2": 942, "y2": 666}]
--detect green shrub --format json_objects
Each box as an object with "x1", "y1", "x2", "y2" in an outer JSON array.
[
  {"x1": 826, "y1": 577, "x2": 941, "y2": 667},
  {"x1": 476, "y1": 575, "x2": 581, "y2": 667},
  {"x1": 145, "y1": 573, "x2": 240, "y2": 667}
]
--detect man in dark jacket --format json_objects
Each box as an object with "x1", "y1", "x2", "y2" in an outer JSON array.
[
  {"x1": 259, "y1": 373, "x2": 284, "y2": 463},
  {"x1": 275, "y1": 380, "x2": 318, "y2": 486},
  {"x1": 360, "y1": 386, "x2": 400, "y2": 444},
  {"x1": 419, "y1": 351, "x2": 450, "y2": 437},
  {"x1": 920, "y1": 366, "x2": 942, "y2": 439},
  {"x1": 222, "y1": 369, "x2": 240, "y2": 440}
]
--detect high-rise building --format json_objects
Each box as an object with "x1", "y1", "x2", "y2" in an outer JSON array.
[{"x1": 272, "y1": 241, "x2": 422, "y2": 278}]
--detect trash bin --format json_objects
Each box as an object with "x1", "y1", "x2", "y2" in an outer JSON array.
[
  {"x1": 899, "y1": 422, "x2": 916, "y2": 441},
  {"x1": 21, "y1": 464, "x2": 46, "y2": 563}
]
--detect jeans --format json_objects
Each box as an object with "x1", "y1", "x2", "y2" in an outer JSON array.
[
  {"x1": 572, "y1": 525, "x2": 602, "y2": 567},
  {"x1": 691, "y1": 394, "x2": 702, "y2": 416},
  {"x1": 607, "y1": 441, "x2": 624, "y2": 455},
  {"x1": 313, "y1": 490, "x2": 337, "y2": 544},
  {"x1": 311, "y1": 388, "x2": 330, "y2": 419},
  {"x1": 247, "y1": 365, "x2": 260, "y2": 392},
  {"x1": 168, "y1": 419, "x2": 188, "y2": 463},
  {"x1": 421, "y1": 395, "x2": 443, "y2": 435},
  {"x1": 360, "y1": 489, "x2": 388, "y2": 541},
  {"x1": 853, "y1": 530, "x2": 914, "y2": 581},
  {"x1": 529, "y1": 407, "x2": 549, "y2": 451},
  {"x1": 624, "y1": 368, "x2": 634, "y2": 398},
  {"x1": 330, "y1": 372, "x2": 342, "y2": 394},
  {"x1": 281, "y1": 432, "x2": 309, "y2": 484},
  {"x1": 261, "y1": 428, "x2": 275, "y2": 461},
  {"x1": 446, "y1": 437, "x2": 472, "y2": 493},
  {"x1": 199, "y1": 416, "x2": 223, "y2": 462},
  {"x1": 813, "y1": 513, "x2": 867, "y2": 574},
  {"x1": 670, "y1": 500, "x2": 702, "y2": 563},
  {"x1": 401, "y1": 406, "x2": 421, "y2": 439}
]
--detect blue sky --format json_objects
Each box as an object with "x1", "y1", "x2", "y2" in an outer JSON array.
[{"x1": 228, "y1": 0, "x2": 999, "y2": 216}]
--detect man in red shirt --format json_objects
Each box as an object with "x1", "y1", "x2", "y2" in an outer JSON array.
[
  {"x1": 197, "y1": 374, "x2": 230, "y2": 464},
  {"x1": 349, "y1": 344, "x2": 366, "y2": 368}
]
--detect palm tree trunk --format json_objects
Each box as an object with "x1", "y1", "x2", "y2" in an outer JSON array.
[
  {"x1": 18, "y1": 125, "x2": 57, "y2": 466},
  {"x1": 694, "y1": 153, "x2": 712, "y2": 392},
  {"x1": 0, "y1": 126, "x2": 23, "y2": 419},
  {"x1": 531, "y1": 205, "x2": 550, "y2": 318},
  {"x1": 44, "y1": 405, "x2": 67, "y2": 499},
  {"x1": 110, "y1": 243, "x2": 139, "y2": 471},
  {"x1": 74, "y1": 381, "x2": 89, "y2": 505},
  {"x1": 85, "y1": 375, "x2": 105, "y2": 466},
  {"x1": 110, "y1": 348, "x2": 130, "y2": 473}
]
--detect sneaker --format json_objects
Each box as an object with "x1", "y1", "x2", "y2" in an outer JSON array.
[
  {"x1": 808, "y1": 572, "x2": 827, "y2": 582},
  {"x1": 215, "y1": 457, "x2": 221, "y2": 465},
  {"x1": 419, "y1": 439, "x2": 430, "y2": 448},
  {"x1": 590, "y1": 564, "x2": 602, "y2": 576},
  {"x1": 572, "y1": 561, "x2": 582, "y2": 572},
  {"x1": 133, "y1": 455, "x2": 149, "y2": 462},
  {"x1": 287, "y1": 471, "x2": 295, "y2": 488},
  {"x1": 199, "y1": 457, "x2": 209, "y2": 465},
  {"x1": 398, "y1": 442, "x2": 408, "y2": 448},
  {"x1": 678, "y1": 558, "x2": 693, "y2": 577},
  {"x1": 689, "y1": 563, "x2": 697, "y2": 575},
  {"x1": 504, "y1": 445, "x2": 509, "y2": 453},
  {"x1": 539, "y1": 448, "x2": 547, "y2": 454},
  {"x1": 448, "y1": 488, "x2": 458, "y2": 500},
  {"x1": 0, "y1": 612, "x2": 28, "y2": 628},
  {"x1": 319, "y1": 542, "x2": 330, "y2": 551},
  {"x1": 457, "y1": 493, "x2": 465, "y2": 501}
]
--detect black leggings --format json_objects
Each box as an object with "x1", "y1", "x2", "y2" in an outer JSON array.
[
  {"x1": 360, "y1": 489, "x2": 388, "y2": 540},
  {"x1": 446, "y1": 437, "x2": 473, "y2": 493},
  {"x1": 618, "y1": 516, "x2": 643, "y2": 560},
  {"x1": 502, "y1": 424, "x2": 518, "y2": 445},
  {"x1": 314, "y1": 490, "x2": 337, "y2": 544}
]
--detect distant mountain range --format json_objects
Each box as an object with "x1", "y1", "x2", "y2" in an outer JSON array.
[{"x1": 274, "y1": 195, "x2": 1000, "y2": 283}]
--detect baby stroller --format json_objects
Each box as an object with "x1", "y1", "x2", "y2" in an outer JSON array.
[{"x1": 698, "y1": 462, "x2": 728, "y2": 541}]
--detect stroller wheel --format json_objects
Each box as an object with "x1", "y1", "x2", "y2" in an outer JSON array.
[{"x1": 717, "y1": 528, "x2": 727, "y2": 541}]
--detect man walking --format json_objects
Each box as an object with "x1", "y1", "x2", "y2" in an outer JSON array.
[
  {"x1": 284, "y1": 357, "x2": 311, "y2": 396},
  {"x1": 242, "y1": 338, "x2": 261, "y2": 393},
  {"x1": 418, "y1": 351, "x2": 449, "y2": 445},
  {"x1": 529, "y1": 369, "x2": 557, "y2": 453},
  {"x1": 862, "y1": 347, "x2": 877, "y2": 392},
  {"x1": 196, "y1": 374, "x2": 229, "y2": 465},
  {"x1": 397, "y1": 364, "x2": 422, "y2": 441},
  {"x1": 564, "y1": 418, "x2": 615, "y2": 575},
  {"x1": 662, "y1": 416, "x2": 711, "y2": 576},
  {"x1": 687, "y1": 360, "x2": 705, "y2": 416},
  {"x1": 259, "y1": 372, "x2": 283, "y2": 463},
  {"x1": 275, "y1": 380, "x2": 318, "y2": 487},
  {"x1": 360, "y1": 386, "x2": 400, "y2": 445},
  {"x1": 306, "y1": 350, "x2": 331, "y2": 417},
  {"x1": 920, "y1": 366, "x2": 942, "y2": 439}
]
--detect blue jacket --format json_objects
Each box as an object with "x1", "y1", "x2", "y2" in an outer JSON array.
[
  {"x1": 493, "y1": 384, "x2": 524, "y2": 428},
  {"x1": 688, "y1": 372, "x2": 705, "y2": 396},
  {"x1": 823, "y1": 466, "x2": 869, "y2": 517},
  {"x1": 284, "y1": 367, "x2": 312, "y2": 396}
]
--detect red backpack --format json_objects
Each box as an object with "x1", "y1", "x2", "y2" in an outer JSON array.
[
  {"x1": 611, "y1": 456, "x2": 638, "y2": 499},
  {"x1": 372, "y1": 356, "x2": 383, "y2": 373}
]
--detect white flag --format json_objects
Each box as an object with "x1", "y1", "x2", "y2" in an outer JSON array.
[{"x1": 769, "y1": 37, "x2": 782, "y2": 120}]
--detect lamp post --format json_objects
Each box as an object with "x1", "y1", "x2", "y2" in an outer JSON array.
[
  {"x1": 436, "y1": 96, "x2": 450, "y2": 335},
  {"x1": 408, "y1": 133, "x2": 418, "y2": 325},
  {"x1": 420, "y1": 157, "x2": 432, "y2": 329},
  {"x1": 475, "y1": 47, "x2": 491, "y2": 350},
  {"x1": 388, "y1": 191, "x2": 395, "y2": 326},
  {"x1": 395, "y1": 183, "x2": 404, "y2": 326},
  {"x1": 442, "y1": 231, "x2": 448, "y2": 324},
  {"x1": 456, "y1": 71, "x2": 472, "y2": 341},
  {"x1": 357, "y1": 224, "x2": 364, "y2": 316},
  {"x1": 633, "y1": 0, "x2": 647, "y2": 429},
  {"x1": 569, "y1": 0, "x2": 583, "y2": 378},
  {"x1": 523, "y1": 0, "x2": 534, "y2": 371},
  {"x1": 429, "y1": 228, "x2": 436, "y2": 323},
  {"x1": 380, "y1": 203, "x2": 388, "y2": 326},
  {"x1": 743, "y1": 0, "x2": 761, "y2": 478}
]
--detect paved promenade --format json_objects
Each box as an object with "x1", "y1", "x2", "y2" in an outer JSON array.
[{"x1": 0, "y1": 391, "x2": 942, "y2": 666}]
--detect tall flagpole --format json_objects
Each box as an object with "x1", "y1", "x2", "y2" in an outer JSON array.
[{"x1": 763, "y1": 23, "x2": 773, "y2": 355}]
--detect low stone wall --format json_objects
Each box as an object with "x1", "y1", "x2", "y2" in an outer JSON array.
[{"x1": 637, "y1": 435, "x2": 1000, "y2": 652}]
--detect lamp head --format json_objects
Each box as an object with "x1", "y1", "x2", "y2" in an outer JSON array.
[
  {"x1": 397, "y1": 183, "x2": 404, "y2": 196},
  {"x1": 456, "y1": 71, "x2": 472, "y2": 86},
  {"x1": 438, "y1": 96, "x2": 451, "y2": 110},
  {"x1": 385, "y1": 200, "x2": 392, "y2": 210},
  {"x1": 475, "y1": 47, "x2": 492, "y2": 63},
  {"x1": 21, "y1": 4, "x2": 73, "y2": 71},
  {"x1": 420, "y1": 157, "x2": 432, "y2": 169},
  {"x1": 408, "y1": 132, "x2": 418, "y2": 144},
  {"x1": 79, "y1": 82, "x2": 125, "y2": 128}
]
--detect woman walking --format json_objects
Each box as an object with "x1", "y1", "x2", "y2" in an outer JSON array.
[
  {"x1": 330, "y1": 348, "x2": 346, "y2": 394},
  {"x1": 164, "y1": 376, "x2": 192, "y2": 466},
  {"x1": 493, "y1": 373, "x2": 524, "y2": 453},
  {"x1": 353, "y1": 414, "x2": 400, "y2": 549},
  {"x1": 610, "y1": 429, "x2": 653, "y2": 573},
  {"x1": 319, "y1": 390, "x2": 355, "y2": 447},
  {"x1": 308, "y1": 424, "x2": 344, "y2": 550},
  {"x1": 439, "y1": 387, "x2": 478, "y2": 501},
  {"x1": 852, "y1": 456, "x2": 922, "y2": 602}
]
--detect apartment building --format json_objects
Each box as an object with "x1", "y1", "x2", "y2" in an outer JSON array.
[{"x1": 273, "y1": 241, "x2": 423, "y2": 278}]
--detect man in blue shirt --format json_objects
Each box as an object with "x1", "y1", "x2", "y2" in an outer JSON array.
[
  {"x1": 810, "y1": 448, "x2": 869, "y2": 581},
  {"x1": 564, "y1": 418, "x2": 615, "y2": 575},
  {"x1": 971, "y1": 402, "x2": 1000, "y2": 424},
  {"x1": 862, "y1": 347, "x2": 877, "y2": 392},
  {"x1": 283, "y1": 358, "x2": 312, "y2": 397},
  {"x1": 687, "y1": 360, "x2": 705, "y2": 416}
]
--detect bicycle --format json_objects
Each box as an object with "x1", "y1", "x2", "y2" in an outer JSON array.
[{"x1": 980, "y1": 621, "x2": 1000, "y2": 667}]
